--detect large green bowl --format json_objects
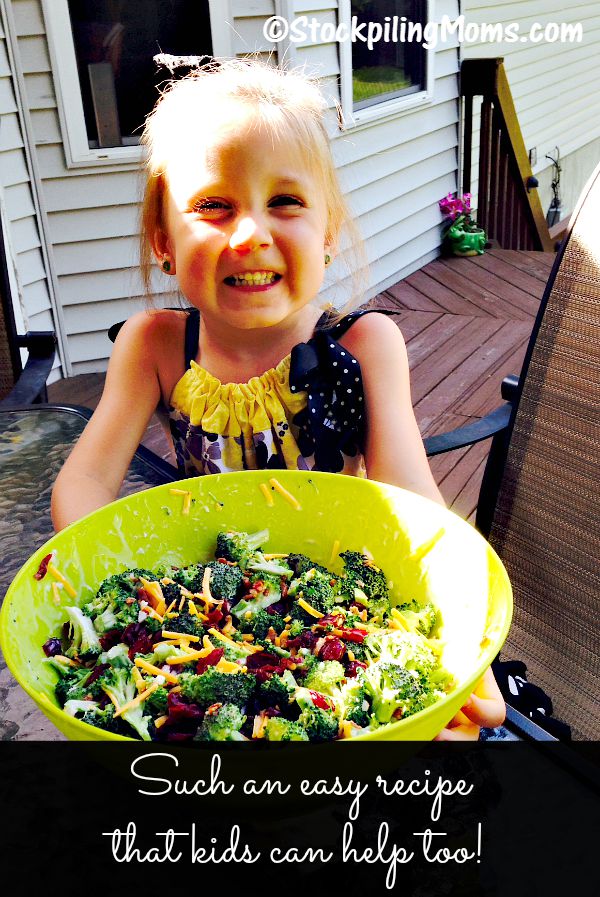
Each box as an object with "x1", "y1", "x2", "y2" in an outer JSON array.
[{"x1": 0, "y1": 470, "x2": 512, "y2": 741}]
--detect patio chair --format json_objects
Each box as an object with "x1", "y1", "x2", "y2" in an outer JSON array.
[
  {"x1": 1, "y1": 221, "x2": 56, "y2": 409},
  {"x1": 424, "y1": 162, "x2": 600, "y2": 740}
]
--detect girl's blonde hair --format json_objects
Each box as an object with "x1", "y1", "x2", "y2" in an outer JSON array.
[{"x1": 139, "y1": 57, "x2": 367, "y2": 319}]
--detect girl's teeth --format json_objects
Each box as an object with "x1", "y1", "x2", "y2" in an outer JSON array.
[{"x1": 229, "y1": 271, "x2": 278, "y2": 286}]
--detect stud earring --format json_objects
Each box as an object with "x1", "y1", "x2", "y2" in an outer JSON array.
[
  {"x1": 162, "y1": 258, "x2": 171, "y2": 273},
  {"x1": 324, "y1": 253, "x2": 331, "y2": 266}
]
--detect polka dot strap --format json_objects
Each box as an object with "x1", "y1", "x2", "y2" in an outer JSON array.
[{"x1": 289, "y1": 309, "x2": 381, "y2": 460}]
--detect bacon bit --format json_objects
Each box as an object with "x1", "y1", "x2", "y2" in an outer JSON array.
[
  {"x1": 206, "y1": 702, "x2": 223, "y2": 716},
  {"x1": 392, "y1": 708, "x2": 404, "y2": 720},
  {"x1": 34, "y1": 553, "x2": 53, "y2": 580}
]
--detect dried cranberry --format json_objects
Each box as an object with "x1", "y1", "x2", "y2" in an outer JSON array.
[
  {"x1": 205, "y1": 606, "x2": 223, "y2": 626},
  {"x1": 166, "y1": 692, "x2": 203, "y2": 722},
  {"x1": 128, "y1": 630, "x2": 154, "y2": 661},
  {"x1": 99, "y1": 629, "x2": 122, "y2": 651},
  {"x1": 34, "y1": 553, "x2": 53, "y2": 581},
  {"x1": 345, "y1": 660, "x2": 367, "y2": 678},
  {"x1": 340, "y1": 628, "x2": 368, "y2": 643},
  {"x1": 309, "y1": 691, "x2": 335, "y2": 710},
  {"x1": 245, "y1": 651, "x2": 282, "y2": 670},
  {"x1": 85, "y1": 663, "x2": 109, "y2": 687},
  {"x1": 42, "y1": 637, "x2": 62, "y2": 657},
  {"x1": 255, "y1": 664, "x2": 284, "y2": 684},
  {"x1": 319, "y1": 637, "x2": 345, "y2": 662},
  {"x1": 299, "y1": 630, "x2": 320, "y2": 650},
  {"x1": 196, "y1": 648, "x2": 224, "y2": 675},
  {"x1": 318, "y1": 613, "x2": 345, "y2": 628},
  {"x1": 267, "y1": 601, "x2": 288, "y2": 616}
]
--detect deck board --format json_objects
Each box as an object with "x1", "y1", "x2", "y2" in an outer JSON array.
[{"x1": 47, "y1": 248, "x2": 552, "y2": 524}]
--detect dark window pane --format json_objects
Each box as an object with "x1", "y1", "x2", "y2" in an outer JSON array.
[
  {"x1": 351, "y1": 0, "x2": 427, "y2": 110},
  {"x1": 68, "y1": 0, "x2": 213, "y2": 148}
]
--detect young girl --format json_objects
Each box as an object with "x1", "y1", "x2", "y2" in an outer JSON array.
[{"x1": 51, "y1": 58, "x2": 503, "y2": 738}]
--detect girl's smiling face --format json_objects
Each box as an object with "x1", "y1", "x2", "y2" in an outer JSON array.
[{"x1": 154, "y1": 103, "x2": 333, "y2": 334}]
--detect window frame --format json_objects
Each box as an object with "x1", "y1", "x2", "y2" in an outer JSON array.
[
  {"x1": 41, "y1": 0, "x2": 234, "y2": 168},
  {"x1": 338, "y1": 0, "x2": 435, "y2": 132}
]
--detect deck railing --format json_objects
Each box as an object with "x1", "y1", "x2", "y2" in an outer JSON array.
[{"x1": 461, "y1": 58, "x2": 554, "y2": 252}]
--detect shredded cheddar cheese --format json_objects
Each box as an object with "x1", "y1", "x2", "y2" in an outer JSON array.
[
  {"x1": 329, "y1": 539, "x2": 340, "y2": 567},
  {"x1": 47, "y1": 563, "x2": 76, "y2": 598},
  {"x1": 268, "y1": 477, "x2": 301, "y2": 510},
  {"x1": 51, "y1": 582, "x2": 61, "y2": 606},
  {"x1": 297, "y1": 596, "x2": 324, "y2": 619},
  {"x1": 134, "y1": 658, "x2": 179, "y2": 685},
  {"x1": 114, "y1": 679, "x2": 163, "y2": 718},
  {"x1": 259, "y1": 482, "x2": 274, "y2": 506}
]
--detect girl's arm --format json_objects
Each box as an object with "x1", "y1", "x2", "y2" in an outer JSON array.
[
  {"x1": 340, "y1": 312, "x2": 445, "y2": 504},
  {"x1": 51, "y1": 312, "x2": 164, "y2": 531},
  {"x1": 343, "y1": 312, "x2": 505, "y2": 735}
]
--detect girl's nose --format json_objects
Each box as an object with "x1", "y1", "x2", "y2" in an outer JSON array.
[{"x1": 229, "y1": 216, "x2": 272, "y2": 253}]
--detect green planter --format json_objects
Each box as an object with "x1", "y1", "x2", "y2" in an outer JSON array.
[{"x1": 445, "y1": 217, "x2": 487, "y2": 256}]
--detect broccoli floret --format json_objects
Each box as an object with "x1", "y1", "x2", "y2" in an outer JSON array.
[
  {"x1": 162, "y1": 611, "x2": 205, "y2": 638},
  {"x1": 237, "y1": 609, "x2": 286, "y2": 640},
  {"x1": 395, "y1": 599, "x2": 438, "y2": 637},
  {"x1": 258, "y1": 670, "x2": 297, "y2": 708},
  {"x1": 195, "y1": 703, "x2": 247, "y2": 741},
  {"x1": 145, "y1": 686, "x2": 169, "y2": 717},
  {"x1": 47, "y1": 657, "x2": 104, "y2": 705},
  {"x1": 207, "y1": 562, "x2": 244, "y2": 600},
  {"x1": 83, "y1": 586, "x2": 141, "y2": 634},
  {"x1": 64, "y1": 606, "x2": 102, "y2": 662},
  {"x1": 172, "y1": 563, "x2": 206, "y2": 594},
  {"x1": 180, "y1": 667, "x2": 257, "y2": 708},
  {"x1": 215, "y1": 529, "x2": 269, "y2": 569},
  {"x1": 339, "y1": 552, "x2": 390, "y2": 620},
  {"x1": 247, "y1": 553, "x2": 293, "y2": 578},
  {"x1": 160, "y1": 580, "x2": 185, "y2": 606},
  {"x1": 63, "y1": 699, "x2": 100, "y2": 717},
  {"x1": 97, "y1": 662, "x2": 152, "y2": 741},
  {"x1": 363, "y1": 661, "x2": 426, "y2": 724},
  {"x1": 139, "y1": 642, "x2": 192, "y2": 667},
  {"x1": 340, "y1": 676, "x2": 371, "y2": 728},
  {"x1": 286, "y1": 554, "x2": 332, "y2": 578},
  {"x1": 80, "y1": 703, "x2": 121, "y2": 733},
  {"x1": 231, "y1": 573, "x2": 283, "y2": 620},
  {"x1": 287, "y1": 618, "x2": 306, "y2": 638},
  {"x1": 96, "y1": 568, "x2": 158, "y2": 597},
  {"x1": 304, "y1": 660, "x2": 346, "y2": 696},
  {"x1": 298, "y1": 703, "x2": 340, "y2": 742},
  {"x1": 265, "y1": 717, "x2": 309, "y2": 742},
  {"x1": 288, "y1": 568, "x2": 337, "y2": 619}
]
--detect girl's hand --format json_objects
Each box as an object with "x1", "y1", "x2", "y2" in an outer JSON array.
[{"x1": 434, "y1": 667, "x2": 506, "y2": 741}]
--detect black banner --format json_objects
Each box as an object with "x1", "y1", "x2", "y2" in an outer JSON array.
[{"x1": 1, "y1": 742, "x2": 598, "y2": 896}]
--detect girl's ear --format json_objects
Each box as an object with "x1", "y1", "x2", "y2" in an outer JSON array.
[{"x1": 151, "y1": 227, "x2": 171, "y2": 263}]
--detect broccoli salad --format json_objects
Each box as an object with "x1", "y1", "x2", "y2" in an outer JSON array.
[{"x1": 42, "y1": 530, "x2": 453, "y2": 742}]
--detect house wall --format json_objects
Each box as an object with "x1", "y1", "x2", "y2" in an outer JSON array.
[
  {"x1": 0, "y1": 0, "x2": 63, "y2": 377},
  {"x1": 462, "y1": 0, "x2": 600, "y2": 223},
  {"x1": 2, "y1": 0, "x2": 461, "y2": 375}
]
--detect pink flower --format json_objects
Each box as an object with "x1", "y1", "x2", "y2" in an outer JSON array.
[{"x1": 439, "y1": 192, "x2": 472, "y2": 220}]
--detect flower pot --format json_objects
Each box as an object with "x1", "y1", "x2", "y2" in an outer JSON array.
[{"x1": 446, "y1": 221, "x2": 487, "y2": 257}]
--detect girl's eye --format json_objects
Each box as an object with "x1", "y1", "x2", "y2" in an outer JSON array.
[
  {"x1": 191, "y1": 199, "x2": 228, "y2": 213},
  {"x1": 269, "y1": 195, "x2": 303, "y2": 208}
]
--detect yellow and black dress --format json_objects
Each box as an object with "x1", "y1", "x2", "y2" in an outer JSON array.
[{"x1": 167, "y1": 308, "x2": 382, "y2": 477}]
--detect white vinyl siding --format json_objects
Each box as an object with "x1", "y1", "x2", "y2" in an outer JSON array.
[
  {"x1": 462, "y1": 0, "x2": 600, "y2": 218},
  {"x1": 4, "y1": 0, "x2": 461, "y2": 373},
  {"x1": 0, "y1": 0, "x2": 60, "y2": 375}
]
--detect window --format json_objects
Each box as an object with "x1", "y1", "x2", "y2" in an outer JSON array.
[
  {"x1": 43, "y1": 0, "x2": 231, "y2": 166},
  {"x1": 339, "y1": 0, "x2": 433, "y2": 128}
]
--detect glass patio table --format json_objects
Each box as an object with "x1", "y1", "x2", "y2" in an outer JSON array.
[{"x1": 0, "y1": 404, "x2": 177, "y2": 740}]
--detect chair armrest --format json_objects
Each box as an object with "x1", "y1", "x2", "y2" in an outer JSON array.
[
  {"x1": 501, "y1": 374, "x2": 519, "y2": 401},
  {"x1": 0, "y1": 331, "x2": 56, "y2": 409},
  {"x1": 424, "y1": 403, "x2": 512, "y2": 457}
]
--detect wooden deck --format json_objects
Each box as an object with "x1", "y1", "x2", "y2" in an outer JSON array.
[{"x1": 47, "y1": 248, "x2": 554, "y2": 523}]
